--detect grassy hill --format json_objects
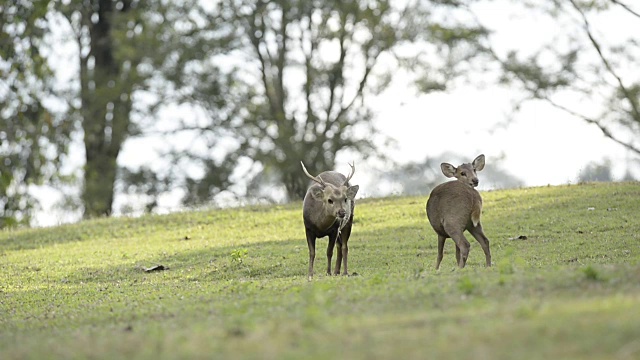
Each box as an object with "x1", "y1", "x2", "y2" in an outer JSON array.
[{"x1": 1, "y1": 182, "x2": 639, "y2": 359}]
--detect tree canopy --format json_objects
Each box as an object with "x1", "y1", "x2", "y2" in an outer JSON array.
[
  {"x1": 492, "y1": 0, "x2": 640, "y2": 155},
  {"x1": 168, "y1": 0, "x2": 489, "y2": 204},
  {"x1": 0, "y1": 1, "x2": 74, "y2": 227},
  {"x1": 2, "y1": 0, "x2": 639, "y2": 228}
]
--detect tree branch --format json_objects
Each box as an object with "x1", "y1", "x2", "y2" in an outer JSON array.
[
  {"x1": 569, "y1": 0, "x2": 640, "y2": 121},
  {"x1": 247, "y1": 7, "x2": 279, "y2": 123},
  {"x1": 303, "y1": 13, "x2": 318, "y2": 137},
  {"x1": 609, "y1": 0, "x2": 640, "y2": 19},
  {"x1": 333, "y1": 46, "x2": 382, "y2": 128},
  {"x1": 276, "y1": 4, "x2": 287, "y2": 117},
  {"x1": 543, "y1": 95, "x2": 640, "y2": 155},
  {"x1": 325, "y1": 13, "x2": 347, "y2": 125},
  {"x1": 480, "y1": 29, "x2": 640, "y2": 155}
]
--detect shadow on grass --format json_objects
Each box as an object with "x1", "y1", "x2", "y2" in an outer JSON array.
[
  {"x1": 3, "y1": 183, "x2": 638, "y2": 272},
  {"x1": 4, "y1": 221, "x2": 434, "y2": 292},
  {"x1": 0, "y1": 202, "x2": 303, "y2": 252}
]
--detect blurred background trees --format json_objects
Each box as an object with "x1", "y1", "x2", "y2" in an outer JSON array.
[
  {"x1": 1, "y1": 0, "x2": 638, "y2": 228},
  {"x1": 168, "y1": 0, "x2": 489, "y2": 204},
  {"x1": 493, "y1": 0, "x2": 640, "y2": 155},
  {"x1": 375, "y1": 152, "x2": 524, "y2": 197},
  {"x1": 1, "y1": 1, "x2": 74, "y2": 227}
]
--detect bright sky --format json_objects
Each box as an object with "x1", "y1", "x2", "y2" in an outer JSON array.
[
  {"x1": 362, "y1": 82, "x2": 632, "y2": 189},
  {"x1": 346, "y1": 0, "x2": 639, "y2": 196}
]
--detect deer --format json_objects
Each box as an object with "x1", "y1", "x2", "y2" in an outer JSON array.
[
  {"x1": 301, "y1": 162, "x2": 359, "y2": 280},
  {"x1": 426, "y1": 154, "x2": 492, "y2": 270}
]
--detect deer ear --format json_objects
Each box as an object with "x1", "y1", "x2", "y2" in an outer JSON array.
[
  {"x1": 472, "y1": 154, "x2": 485, "y2": 172},
  {"x1": 310, "y1": 186, "x2": 325, "y2": 200},
  {"x1": 441, "y1": 163, "x2": 457, "y2": 178},
  {"x1": 346, "y1": 185, "x2": 359, "y2": 200}
]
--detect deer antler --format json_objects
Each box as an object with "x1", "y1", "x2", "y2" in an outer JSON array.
[
  {"x1": 343, "y1": 162, "x2": 355, "y2": 185},
  {"x1": 301, "y1": 162, "x2": 327, "y2": 187}
]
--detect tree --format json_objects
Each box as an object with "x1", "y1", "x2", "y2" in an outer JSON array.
[
  {"x1": 577, "y1": 158, "x2": 614, "y2": 182},
  {"x1": 171, "y1": 0, "x2": 490, "y2": 204},
  {"x1": 0, "y1": 1, "x2": 74, "y2": 227},
  {"x1": 53, "y1": 0, "x2": 154, "y2": 218},
  {"x1": 491, "y1": 0, "x2": 640, "y2": 155},
  {"x1": 53, "y1": 0, "x2": 231, "y2": 218},
  {"x1": 2, "y1": 0, "x2": 240, "y2": 224},
  {"x1": 0, "y1": 0, "x2": 496, "y2": 225},
  {"x1": 1, "y1": 0, "x2": 231, "y2": 224}
]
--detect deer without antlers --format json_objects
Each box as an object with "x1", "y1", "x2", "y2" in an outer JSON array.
[{"x1": 426, "y1": 154, "x2": 492, "y2": 269}]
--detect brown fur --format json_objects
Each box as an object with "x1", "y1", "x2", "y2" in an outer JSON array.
[
  {"x1": 426, "y1": 154, "x2": 492, "y2": 269},
  {"x1": 302, "y1": 163, "x2": 359, "y2": 280}
]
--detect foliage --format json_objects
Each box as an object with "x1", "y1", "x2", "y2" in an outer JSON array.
[
  {"x1": 51, "y1": 0, "x2": 219, "y2": 218},
  {"x1": 0, "y1": 0, "x2": 74, "y2": 227},
  {"x1": 4, "y1": 0, "x2": 639, "y2": 229},
  {"x1": 578, "y1": 158, "x2": 615, "y2": 182},
  {"x1": 1, "y1": 0, "x2": 237, "y2": 221},
  {"x1": 582, "y1": 265, "x2": 600, "y2": 281},
  {"x1": 171, "y1": 0, "x2": 491, "y2": 204},
  {"x1": 230, "y1": 248, "x2": 249, "y2": 264},
  {"x1": 492, "y1": 0, "x2": 640, "y2": 155},
  {"x1": 1, "y1": 182, "x2": 639, "y2": 359}
]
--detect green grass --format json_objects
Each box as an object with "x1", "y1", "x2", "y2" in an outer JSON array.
[{"x1": 1, "y1": 182, "x2": 640, "y2": 359}]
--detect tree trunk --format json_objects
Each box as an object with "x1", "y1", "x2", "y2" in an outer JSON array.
[
  {"x1": 82, "y1": 152, "x2": 117, "y2": 217},
  {"x1": 283, "y1": 150, "x2": 334, "y2": 201},
  {"x1": 81, "y1": 0, "x2": 127, "y2": 218},
  {"x1": 283, "y1": 170, "x2": 311, "y2": 201}
]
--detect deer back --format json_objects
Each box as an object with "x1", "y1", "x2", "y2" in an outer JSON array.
[{"x1": 428, "y1": 180, "x2": 482, "y2": 229}]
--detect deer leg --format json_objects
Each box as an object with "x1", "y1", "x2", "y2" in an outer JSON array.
[
  {"x1": 341, "y1": 238, "x2": 349, "y2": 276},
  {"x1": 305, "y1": 229, "x2": 317, "y2": 280},
  {"x1": 447, "y1": 230, "x2": 470, "y2": 268},
  {"x1": 454, "y1": 238, "x2": 470, "y2": 268},
  {"x1": 338, "y1": 220, "x2": 353, "y2": 276},
  {"x1": 436, "y1": 235, "x2": 446, "y2": 270},
  {"x1": 469, "y1": 223, "x2": 491, "y2": 267},
  {"x1": 333, "y1": 234, "x2": 342, "y2": 275},
  {"x1": 327, "y1": 233, "x2": 337, "y2": 275}
]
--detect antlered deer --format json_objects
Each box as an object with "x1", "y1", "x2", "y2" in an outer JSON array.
[
  {"x1": 301, "y1": 162, "x2": 359, "y2": 280},
  {"x1": 426, "y1": 154, "x2": 492, "y2": 269}
]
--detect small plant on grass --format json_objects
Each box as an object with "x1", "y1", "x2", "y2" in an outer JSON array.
[
  {"x1": 583, "y1": 265, "x2": 600, "y2": 281},
  {"x1": 497, "y1": 258, "x2": 514, "y2": 275},
  {"x1": 458, "y1": 276, "x2": 476, "y2": 295},
  {"x1": 230, "y1": 248, "x2": 249, "y2": 264}
]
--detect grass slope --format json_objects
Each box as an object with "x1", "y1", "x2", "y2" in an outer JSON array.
[{"x1": 1, "y1": 182, "x2": 639, "y2": 359}]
